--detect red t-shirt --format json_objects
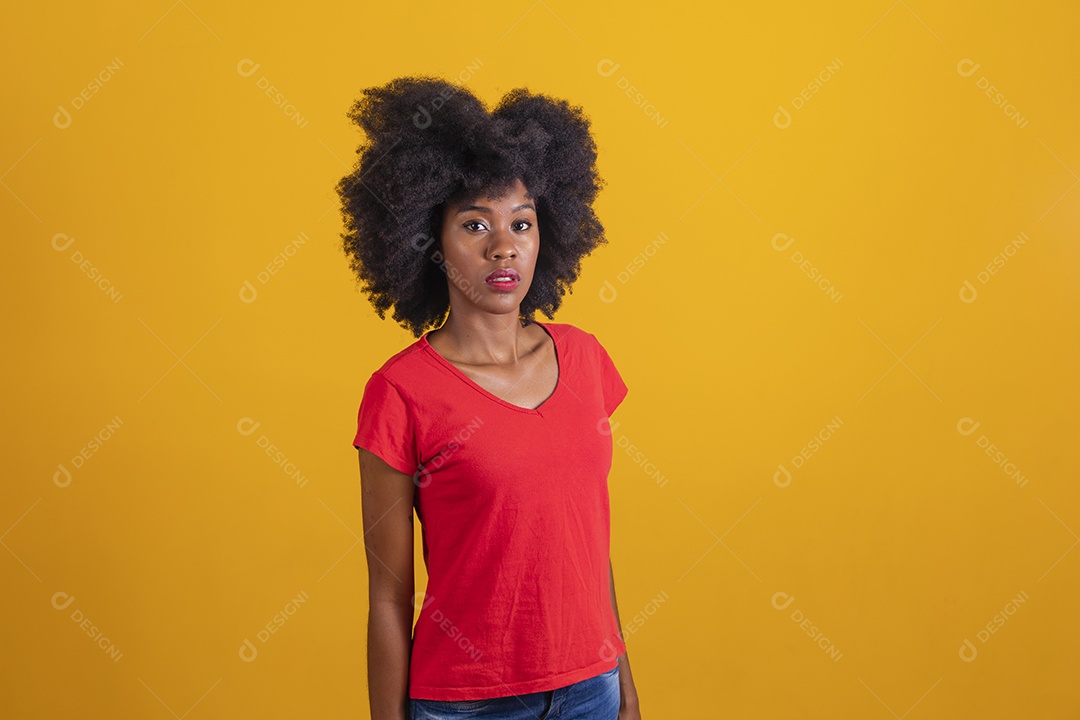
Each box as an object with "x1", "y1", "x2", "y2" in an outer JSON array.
[{"x1": 353, "y1": 321, "x2": 628, "y2": 701}]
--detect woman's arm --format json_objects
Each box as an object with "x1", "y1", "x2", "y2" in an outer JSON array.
[
  {"x1": 609, "y1": 559, "x2": 641, "y2": 716},
  {"x1": 359, "y1": 448, "x2": 416, "y2": 720}
]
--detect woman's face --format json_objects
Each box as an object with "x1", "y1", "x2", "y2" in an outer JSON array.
[{"x1": 437, "y1": 178, "x2": 539, "y2": 318}]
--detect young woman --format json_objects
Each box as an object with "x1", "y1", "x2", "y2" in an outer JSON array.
[{"x1": 337, "y1": 76, "x2": 641, "y2": 720}]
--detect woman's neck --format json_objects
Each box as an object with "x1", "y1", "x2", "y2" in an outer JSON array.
[{"x1": 427, "y1": 313, "x2": 537, "y2": 366}]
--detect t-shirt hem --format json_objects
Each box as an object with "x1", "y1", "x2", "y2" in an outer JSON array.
[
  {"x1": 353, "y1": 436, "x2": 415, "y2": 477},
  {"x1": 409, "y1": 651, "x2": 625, "y2": 701},
  {"x1": 605, "y1": 385, "x2": 628, "y2": 417}
]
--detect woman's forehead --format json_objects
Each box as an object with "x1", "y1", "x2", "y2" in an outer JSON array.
[{"x1": 452, "y1": 178, "x2": 533, "y2": 207}]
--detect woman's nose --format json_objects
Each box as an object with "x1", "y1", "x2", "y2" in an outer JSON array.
[{"x1": 487, "y1": 227, "x2": 517, "y2": 259}]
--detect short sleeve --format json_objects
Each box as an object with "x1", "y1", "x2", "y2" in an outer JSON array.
[
  {"x1": 353, "y1": 371, "x2": 418, "y2": 476},
  {"x1": 595, "y1": 338, "x2": 628, "y2": 417}
]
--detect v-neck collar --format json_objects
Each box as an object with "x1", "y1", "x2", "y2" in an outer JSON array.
[{"x1": 420, "y1": 321, "x2": 561, "y2": 415}]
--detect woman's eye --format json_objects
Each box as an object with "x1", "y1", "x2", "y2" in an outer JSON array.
[
  {"x1": 464, "y1": 220, "x2": 486, "y2": 231},
  {"x1": 513, "y1": 220, "x2": 532, "y2": 231}
]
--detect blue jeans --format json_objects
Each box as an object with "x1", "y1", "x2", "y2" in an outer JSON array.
[{"x1": 409, "y1": 664, "x2": 621, "y2": 719}]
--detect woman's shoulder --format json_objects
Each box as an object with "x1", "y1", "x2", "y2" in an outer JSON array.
[
  {"x1": 538, "y1": 320, "x2": 590, "y2": 342},
  {"x1": 367, "y1": 335, "x2": 432, "y2": 383},
  {"x1": 539, "y1": 322, "x2": 617, "y2": 369},
  {"x1": 539, "y1": 321, "x2": 608, "y2": 350}
]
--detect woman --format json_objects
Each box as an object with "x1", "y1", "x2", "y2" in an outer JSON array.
[{"x1": 337, "y1": 76, "x2": 641, "y2": 720}]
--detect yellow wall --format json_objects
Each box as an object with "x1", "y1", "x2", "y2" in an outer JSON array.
[{"x1": 4, "y1": 1, "x2": 1078, "y2": 717}]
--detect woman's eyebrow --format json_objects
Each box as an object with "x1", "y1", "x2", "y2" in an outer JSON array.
[{"x1": 455, "y1": 202, "x2": 536, "y2": 215}]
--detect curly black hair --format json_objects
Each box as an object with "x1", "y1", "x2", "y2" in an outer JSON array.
[{"x1": 336, "y1": 76, "x2": 607, "y2": 338}]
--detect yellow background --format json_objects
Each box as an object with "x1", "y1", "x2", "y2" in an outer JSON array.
[{"x1": 3, "y1": 1, "x2": 1078, "y2": 717}]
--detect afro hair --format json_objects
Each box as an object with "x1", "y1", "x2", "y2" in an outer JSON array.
[{"x1": 336, "y1": 76, "x2": 607, "y2": 337}]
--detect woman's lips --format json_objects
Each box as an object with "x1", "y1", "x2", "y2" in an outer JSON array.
[
  {"x1": 485, "y1": 276, "x2": 519, "y2": 291},
  {"x1": 485, "y1": 268, "x2": 520, "y2": 291}
]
